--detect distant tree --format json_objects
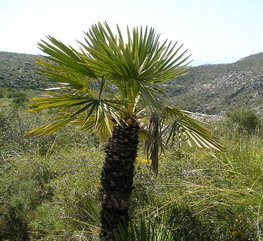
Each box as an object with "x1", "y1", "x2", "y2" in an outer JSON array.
[{"x1": 27, "y1": 22, "x2": 223, "y2": 240}]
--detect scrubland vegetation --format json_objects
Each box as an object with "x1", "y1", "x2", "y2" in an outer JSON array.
[{"x1": 0, "y1": 90, "x2": 262, "y2": 240}]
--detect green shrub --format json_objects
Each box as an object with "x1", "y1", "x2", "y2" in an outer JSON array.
[
  {"x1": 28, "y1": 203, "x2": 69, "y2": 240},
  {"x1": 0, "y1": 157, "x2": 56, "y2": 240},
  {"x1": 0, "y1": 107, "x2": 98, "y2": 158},
  {"x1": 13, "y1": 93, "x2": 28, "y2": 103},
  {"x1": 226, "y1": 109, "x2": 261, "y2": 134},
  {"x1": 5, "y1": 90, "x2": 28, "y2": 107}
]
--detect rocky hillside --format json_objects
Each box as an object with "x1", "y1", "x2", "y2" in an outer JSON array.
[
  {"x1": 1, "y1": 51, "x2": 263, "y2": 114},
  {"x1": 0, "y1": 52, "x2": 45, "y2": 89},
  {"x1": 167, "y1": 52, "x2": 263, "y2": 114}
]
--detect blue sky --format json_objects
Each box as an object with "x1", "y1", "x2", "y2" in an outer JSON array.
[{"x1": 0, "y1": 0, "x2": 262, "y2": 66}]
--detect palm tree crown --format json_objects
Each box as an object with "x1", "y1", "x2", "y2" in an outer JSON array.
[{"x1": 28, "y1": 21, "x2": 222, "y2": 154}]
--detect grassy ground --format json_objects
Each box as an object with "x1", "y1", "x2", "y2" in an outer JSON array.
[{"x1": 0, "y1": 95, "x2": 262, "y2": 240}]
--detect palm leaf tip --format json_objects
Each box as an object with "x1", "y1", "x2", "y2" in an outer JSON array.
[
  {"x1": 161, "y1": 106, "x2": 225, "y2": 152},
  {"x1": 25, "y1": 118, "x2": 72, "y2": 136}
]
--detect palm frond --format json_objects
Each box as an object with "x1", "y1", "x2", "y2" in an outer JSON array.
[
  {"x1": 25, "y1": 118, "x2": 72, "y2": 136},
  {"x1": 144, "y1": 113, "x2": 161, "y2": 175},
  {"x1": 140, "y1": 106, "x2": 224, "y2": 174},
  {"x1": 29, "y1": 95, "x2": 95, "y2": 111},
  {"x1": 162, "y1": 107, "x2": 225, "y2": 152},
  {"x1": 27, "y1": 77, "x2": 126, "y2": 137},
  {"x1": 26, "y1": 101, "x2": 119, "y2": 138},
  {"x1": 36, "y1": 59, "x2": 88, "y2": 90},
  {"x1": 38, "y1": 36, "x2": 97, "y2": 78},
  {"x1": 78, "y1": 22, "x2": 190, "y2": 110}
]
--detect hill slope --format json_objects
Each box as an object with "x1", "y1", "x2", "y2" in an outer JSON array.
[
  {"x1": 0, "y1": 52, "x2": 45, "y2": 89},
  {"x1": 1, "y1": 51, "x2": 263, "y2": 114},
  {"x1": 167, "y1": 52, "x2": 263, "y2": 114}
]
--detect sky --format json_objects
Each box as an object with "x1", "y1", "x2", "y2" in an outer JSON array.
[{"x1": 0, "y1": 0, "x2": 263, "y2": 66}]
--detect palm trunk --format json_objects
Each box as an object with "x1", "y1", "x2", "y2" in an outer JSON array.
[{"x1": 100, "y1": 119, "x2": 139, "y2": 241}]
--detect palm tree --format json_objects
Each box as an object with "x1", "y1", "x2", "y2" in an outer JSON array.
[{"x1": 27, "y1": 22, "x2": 223, "y2": 240}]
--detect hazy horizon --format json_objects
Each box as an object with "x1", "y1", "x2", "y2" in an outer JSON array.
[{"x1": 1, "y1": 49, "x2": 262, "y2": 68}]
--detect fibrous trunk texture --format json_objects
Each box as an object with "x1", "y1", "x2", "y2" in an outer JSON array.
[{"x1": 100, "y1": 120, "x2": 139, "y2": 241}]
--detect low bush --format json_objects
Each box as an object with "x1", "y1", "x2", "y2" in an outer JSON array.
[
  {"x1": 0, "y1": 157, "x2": 56, "y2": 240},
  {"x1": 226, "y1": 109, "x2": 261, "y2": 134}
]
